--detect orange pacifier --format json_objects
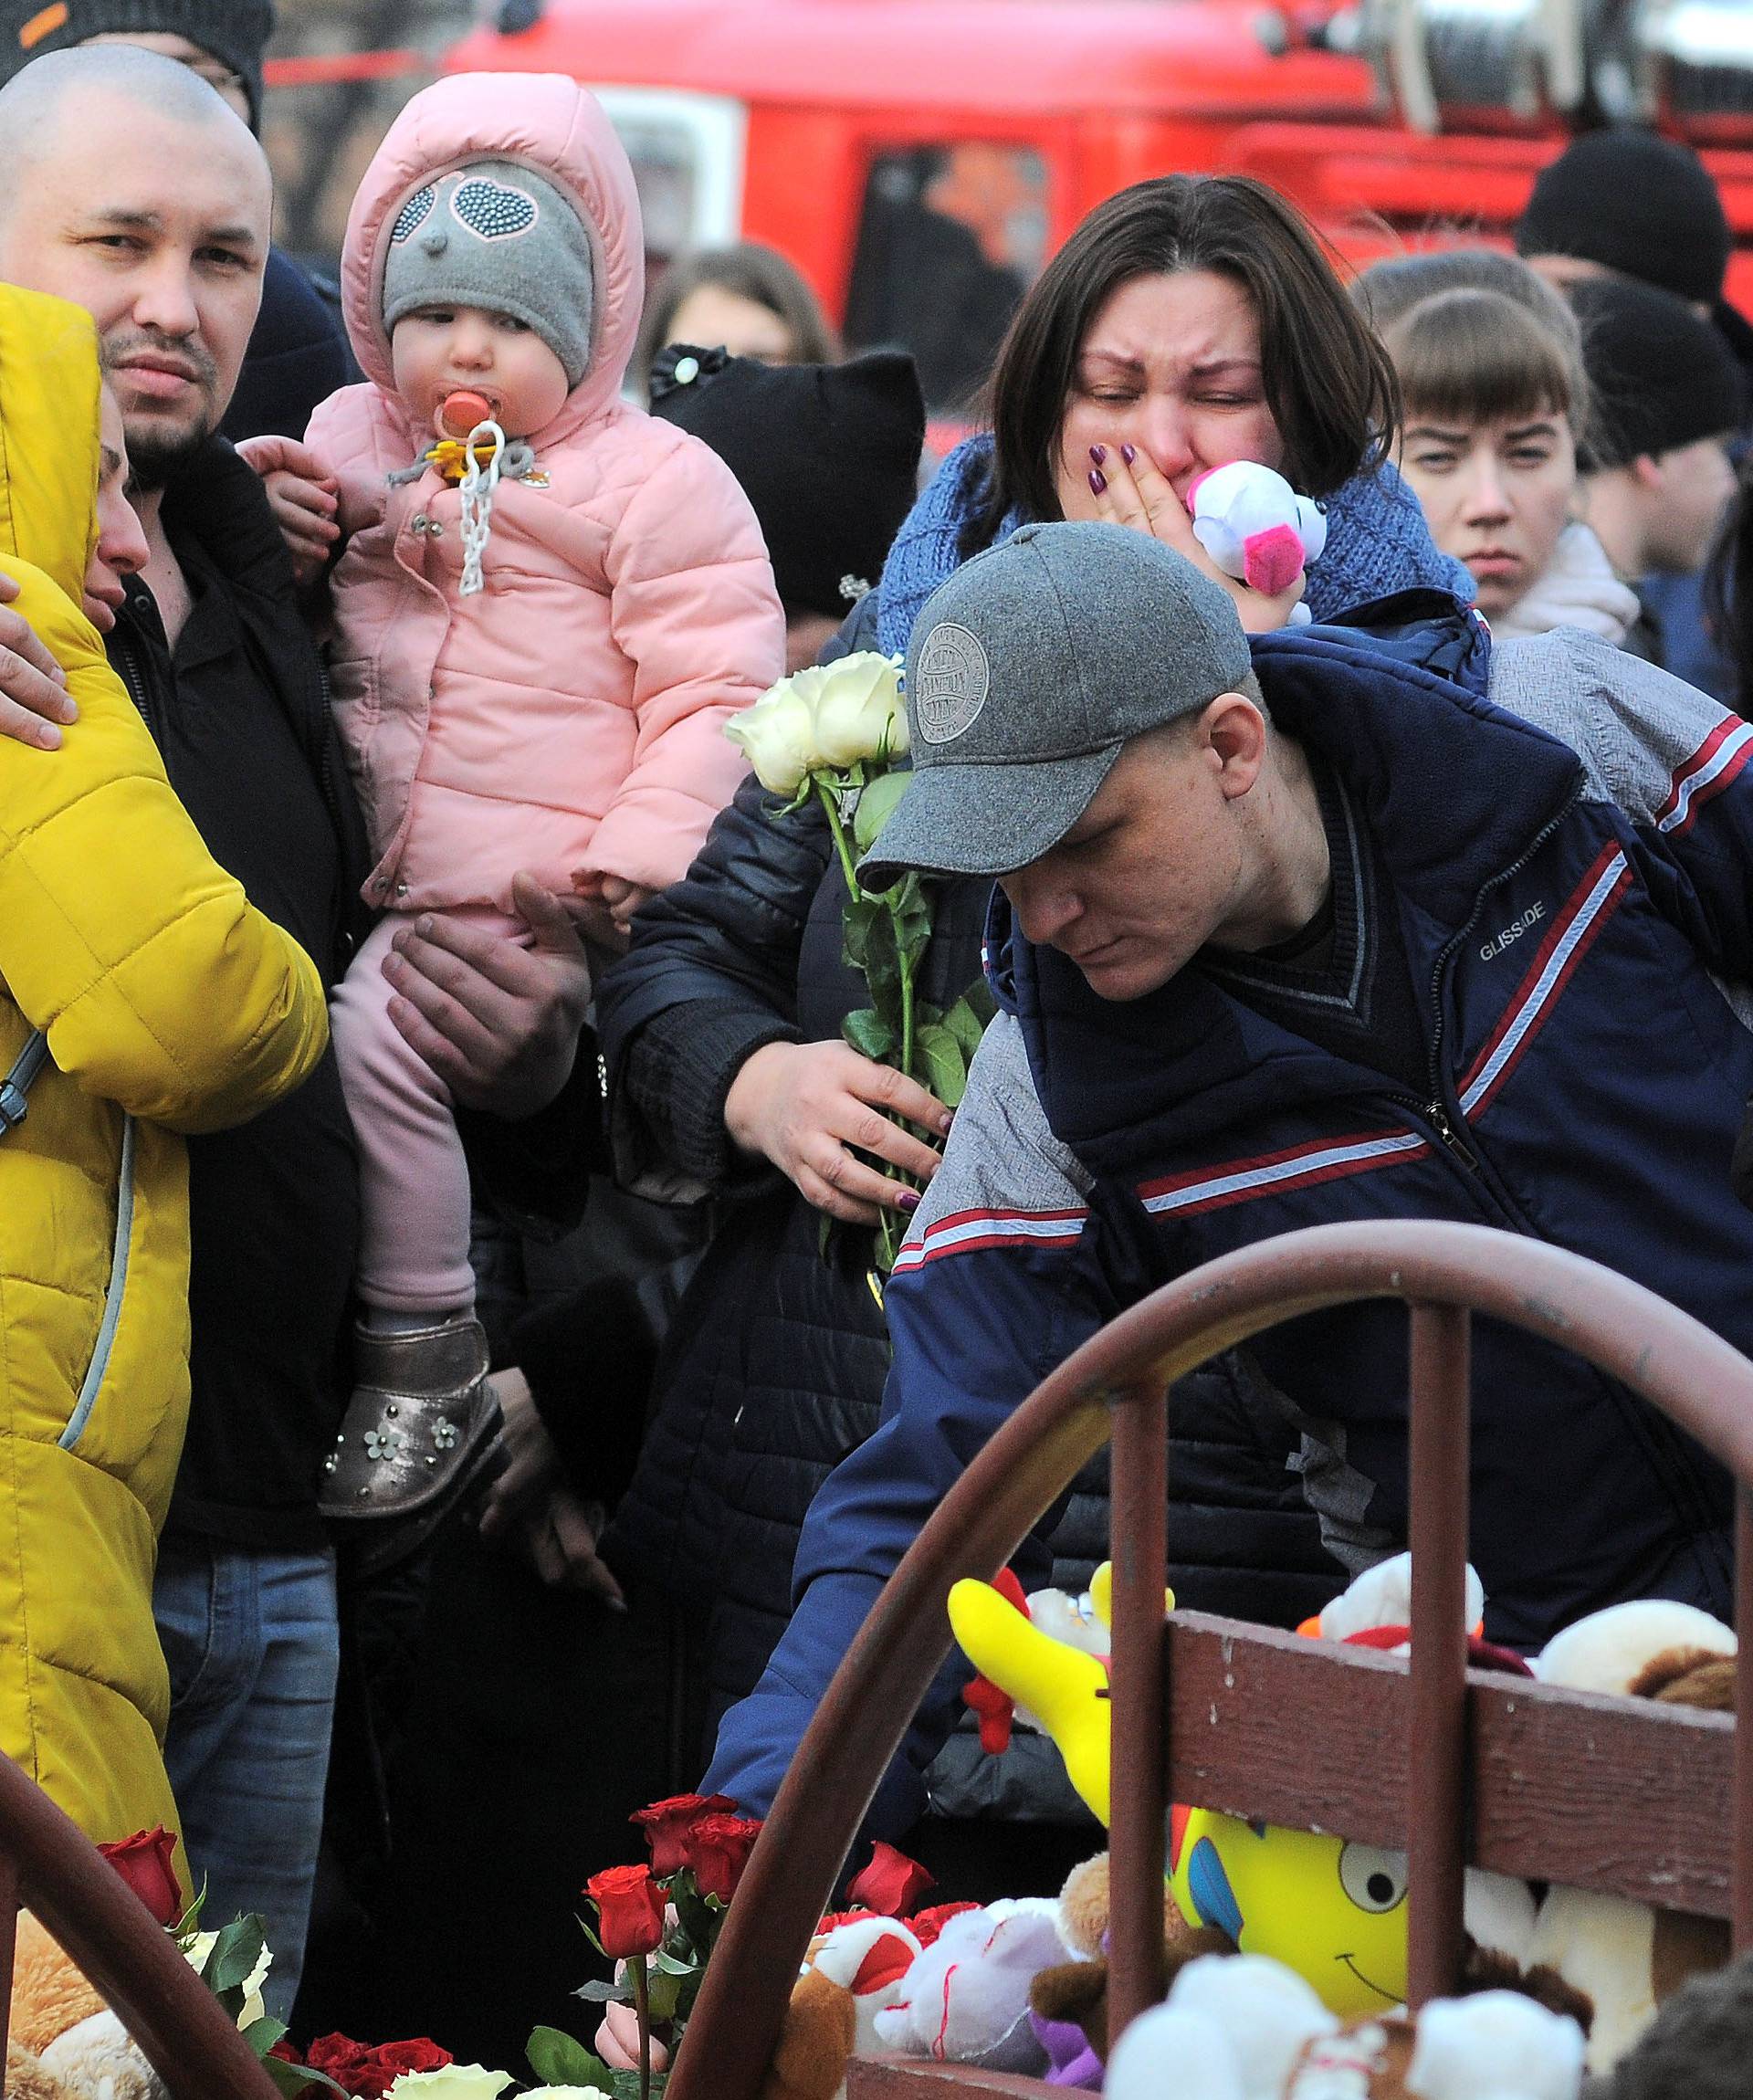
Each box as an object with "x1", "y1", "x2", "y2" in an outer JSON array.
[{"x1": 436, "y1": 389, "x2": 495, "y2": 441}]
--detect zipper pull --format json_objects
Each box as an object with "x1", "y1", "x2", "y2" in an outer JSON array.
[{"x1": 1428, "y1": 1101, "x2": 1478, "y2": 1171}]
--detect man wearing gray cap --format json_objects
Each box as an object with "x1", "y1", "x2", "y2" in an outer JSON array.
[{"x1": 704, "y1": 518, "x2": 1753, "y2": 1836}]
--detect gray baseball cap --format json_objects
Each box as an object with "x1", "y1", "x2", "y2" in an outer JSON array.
[{"x1": 857, "y1": 520, "x2": 1254, "y2": 887}]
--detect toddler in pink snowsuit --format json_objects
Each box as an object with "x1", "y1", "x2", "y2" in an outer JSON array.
[{"x1": 249, "y1": 74, "x2": 782, "y2": 1473}]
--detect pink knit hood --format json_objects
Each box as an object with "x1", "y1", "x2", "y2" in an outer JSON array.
[{"x1": 340, "y1": 71, "x2": 643, "y2": 449}]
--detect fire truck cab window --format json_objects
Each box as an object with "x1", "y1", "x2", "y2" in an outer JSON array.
[
  {"x1": 592, "y1": 89, "x2": 748, "y2": 277},
  {"x1": 617, "y1": 118, "x2": 701, "y2": 268},
  {"x1": 845, "y1": 145, "x2": 1048, "y2": 415}
]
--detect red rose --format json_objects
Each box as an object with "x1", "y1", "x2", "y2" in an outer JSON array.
[
  {"x1": 628, "y1": 1792, "x2": 735, "y2": 1877},
  {"x1": 305, "y1": 2037, "x2": 376, "y2": 2095},
  {"x1": 909, "y1": 1900, "x2": 981, "y2": 1948},
  {"x1": 587, "y1": 1863, "x2": 667, "y2": 1958},
  {"x1": 268, "y1": 2042, "x2": 305, "y2": 2067},
  {"x1": 98, "y1": 1827, "x2": 183, "y2": 1927},
  {"x1": 845, "y1": 1841, "x2": 936, "y2": 1918},
  {"x1": 358, "y1": 2042, "x2": 452, "y2": 2098},
  {"x1": 303, "y1": 2037, "x2": 451, "y2": 2100},
  {"x1": 683, "y1": 1811, "x2": 762, "y2": 1905}
]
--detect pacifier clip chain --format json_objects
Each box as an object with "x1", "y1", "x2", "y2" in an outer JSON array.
[{"x1": 457, "y1": 415, "x2": 506, "y2": 598}]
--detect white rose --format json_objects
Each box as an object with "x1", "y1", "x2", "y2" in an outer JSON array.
[
  {"x1": 726, "y1": 683, "x2": 822, "y2": 795},
  {"x1": 802, "y1": 652, "x2": 908, "y2": 769},
  {"x1": 383, "y1": 2068, "x2": 513, "y2": 2100},
  {"x1": 726, "y1": 653, "x2": 907, "y2": 793},
  {"x1": 520, "y1": 2088, "x2": 613, "y2": 2100}
]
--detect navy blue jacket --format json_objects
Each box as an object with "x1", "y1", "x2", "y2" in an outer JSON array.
[{"x1": 705, "y1": 612, "x2": 1753, "y2": 1834}]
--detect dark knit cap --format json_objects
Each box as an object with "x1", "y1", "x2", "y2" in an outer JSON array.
[
  {"x1": 649, "y1": 344, "x2": 924, "y2": 617},
  {"x1": 1570, "y1": 276, "x2": 1747, "y2": 467},
  {"x1": 1517, "y1": 129, "x2": 1730, "y2": 306},
  {"x1": 0, "y1": 0, "x2": 274, "y2": 129}
]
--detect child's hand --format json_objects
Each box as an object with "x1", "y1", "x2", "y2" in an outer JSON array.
[
  {"x1": 571, "y1": 871, "x2": 656, "y2": 950},
  {"x1": 235, "y1": 435, "x2": 341, "y2": 586},
  {"x1": 599, "y1": 875, "x2": 656, "y2": 932}
]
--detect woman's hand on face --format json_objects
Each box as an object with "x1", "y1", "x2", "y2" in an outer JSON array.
[
  {"x1": 1086, "y1": 441, "x2": 1307, "y2": 634},
  {"x1": 722, "y1": 1038, "x2": 953, "y2": 1226}
]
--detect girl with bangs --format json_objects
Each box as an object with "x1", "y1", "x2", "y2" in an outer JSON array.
[{"x1": 1357, "y1": 251, "x2": 1638, "y2": 646}]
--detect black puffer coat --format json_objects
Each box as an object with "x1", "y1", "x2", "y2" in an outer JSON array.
[{"x1": 595, "y1": 622, "x2": 1348, "y2": 1810}]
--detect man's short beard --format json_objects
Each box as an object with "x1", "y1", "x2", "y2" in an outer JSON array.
[
  {"x1": 100, "y1": 326, "x2": 223, "y2": 490},
  {"x1": 121, "y1": 417, "x2": 215, "y2": 492}
]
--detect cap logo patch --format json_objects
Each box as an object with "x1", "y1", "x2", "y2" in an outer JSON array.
[
  {"x1": 451, "y1": 177, "x2": 539, "y2": 241},
  {"x1": 391, "y1": 186, "x2": 436, "y2": 245},
  {"x1": 916, "y1": 622, "x2": 991, "y2": 744}
]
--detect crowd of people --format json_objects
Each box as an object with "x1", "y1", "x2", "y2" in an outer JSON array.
[{"x1": 0, "y1": 0, "x2": 1751, "y2": 2057}]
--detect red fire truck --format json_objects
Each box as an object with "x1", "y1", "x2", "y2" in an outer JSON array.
[{"x1": 438, "y1": 0, "x2": 1753, "y2": 412}]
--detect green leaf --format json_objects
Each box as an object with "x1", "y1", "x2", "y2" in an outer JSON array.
[
  {"x1": 941, "y1": 995, "x2": 988, "y2": 1063},
  {"x1": 263, "y1": 2055, "x2": 341, "y2": 2100},
  {"x1": 668, "y1": 1879, "x2": 720, "y2": 1959},
  {"x1": 890, "y1": 874, "x2": 933, "y2": 968},
  {"x1": 572, "y1": 1979, "x2": 630, "y2": 2004},
  {"x1": 841, "y1": 892, "x2": 883, "y2": 972},
  {"x1": 914, "y1": 1023, "x2": 967, "y2": 1108},
  {"x1": 842, "y1": 1008, "x2": 894, "y2": 1062},
  {"x1": 859, "y1": 906, "x2": 905, "y2": 1020},
  {"x1": 851, "y1": 770, "x2": 911, "y2": 856},
  {"x1": 652, "y1": 1949, "x2": 698, "y2": 1977},
  {"x1": 528, "y1": 2025, "x2": 616, "y2": 2088},
  {"x1": 203, "y1": 1915, "x2": 267, "y2": 1996},
  {"x1": 241, "y1": 2017, "x2": 289, "y2": 2061},
  {"x1": 644, "y1": 1966, "x2": 684, "y2": 2024},
  {"x1": 608, "y1": 2072, "x2": 665, "y2": 2100},
  {"x1": 960, "y1": 972, "x2": 998, "y2": 1026}
]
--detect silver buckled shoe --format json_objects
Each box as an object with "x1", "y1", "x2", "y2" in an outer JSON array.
[{"x1": 320, "y1": 1317, "x2": 505, "y2": 1577}]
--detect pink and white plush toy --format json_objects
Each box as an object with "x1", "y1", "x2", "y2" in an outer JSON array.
[
  {"x1": 1187, "y1": 462, "x2": 1327, "y2": 624},
  {"x1": 871, "y1": 1899, "x2": 1070, "y2": 2074}
]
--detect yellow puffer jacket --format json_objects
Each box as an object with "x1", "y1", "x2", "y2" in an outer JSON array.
[{"x1": 0, "y1": 289, "x2": 329, "y2": 1852}]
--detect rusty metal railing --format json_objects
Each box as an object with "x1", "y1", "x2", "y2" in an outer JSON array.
[{"x1": 667, "y1": 1220, "x2": 1753, "y2": 2100}]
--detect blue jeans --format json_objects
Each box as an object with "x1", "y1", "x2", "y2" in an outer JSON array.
[{"x1": 153, "y1": 1540, "x2": 340, "y2": 2021}]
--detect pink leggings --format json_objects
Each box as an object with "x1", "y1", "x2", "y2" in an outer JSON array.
[{"x1": 330, "y1": 908, "x2": 529, "y2": 1315}]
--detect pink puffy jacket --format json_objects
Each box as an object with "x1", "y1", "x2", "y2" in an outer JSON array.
[{"x1": 306, "y1": 73, "x2": 783, "y2": 911}]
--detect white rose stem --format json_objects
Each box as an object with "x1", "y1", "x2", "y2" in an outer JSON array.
[{"x1": 812, "y1": 768, "x2": 918, "y2": 1273}]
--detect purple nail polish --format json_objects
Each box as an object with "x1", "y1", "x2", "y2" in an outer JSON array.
[
  {"x1": 1088, "y1": 467, "x2": 1107, "y2": 496},
  {"x1": 897, "y1": 1188, "x2": 921, "y2": 1213},
  {"x1": 1120, "y1": 443, "x2": 1137, "y2": 465},
  {"x1": 1088, "y1": 444, "x2": 1107, "y2": 465}
]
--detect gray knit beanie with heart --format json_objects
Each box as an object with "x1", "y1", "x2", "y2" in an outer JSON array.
[{"x1": 381, "y1": 158, "x2": 595, "y2": 390}]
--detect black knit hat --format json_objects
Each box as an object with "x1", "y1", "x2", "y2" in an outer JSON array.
[
  {"x1": 1517, "y1": 130, "x2": 1730, "y2": 307},
  {"x1": 649, "y1": 345, "x2": 925, "y2": 617},
  {"x1": 0, "y1": 0, "x2": 274, "y2": 130},
  {"x1": 1570, "y1": 276, "x2": 1747, "y2": 468}
]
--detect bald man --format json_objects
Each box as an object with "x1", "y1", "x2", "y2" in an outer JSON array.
[{"x1": 0, "y1": 46, "x2": 596, "y2": 2011}]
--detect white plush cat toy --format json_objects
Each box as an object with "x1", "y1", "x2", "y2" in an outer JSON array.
[{"x1": 1188, "y1": 461, "x2": 1327, "y2": 625}]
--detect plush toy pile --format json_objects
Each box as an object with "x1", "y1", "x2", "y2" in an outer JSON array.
[{"x1": 929, "y1": 1556, "x2": 1743, "y2": 2084}]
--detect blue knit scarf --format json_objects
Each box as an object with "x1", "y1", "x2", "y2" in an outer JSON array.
[{"x1": 876, "y1": 433, "x2": 1475, "y2": 660}]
